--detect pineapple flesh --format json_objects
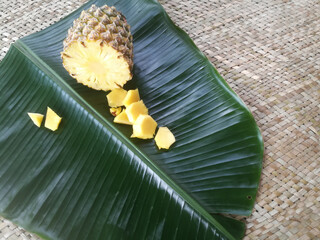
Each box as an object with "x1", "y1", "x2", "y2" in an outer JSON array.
[
  {"x1": 126, "y1": 100, "x2": 148, "y2": 123},
  {"x1": 114, "y1": 111, "x2": 132, "y2": 125},
  {"x1": 123, "y1": 89, "x2": 140, "y2": 107},
  {"x1": 110, "y1": 107, "x2": 122, "y2": 116},
  {"x1": 107, "y1": 88, "x2": 128, "y2": 107},
  {"x1": 131, "y1": 115, "x2": 157, "y2": 139},
  {"x1": 61, "y1": 5, "x2": 133, "y2": 91},
  {"x1": 155, "y1": 127, "x2": 176, "y2": 149},
  {"x1": 28, "y1": 113, "x2": 44, "y2": 127},
  {"x1": 45, "y1": 107, "x2": 62, "y2": 131}
]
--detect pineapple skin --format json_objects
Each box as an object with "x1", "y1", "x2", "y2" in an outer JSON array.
[{"x1": 61, "y1": 5, "x2": 133, "y2": 90}]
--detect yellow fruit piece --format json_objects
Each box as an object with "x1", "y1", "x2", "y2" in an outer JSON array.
[
  {"x1": 44, "y1": 107, "x2": 62, "y2": 131},
  {"x1": 131, "y1": 114, "x2": 157, "y2": 139},
  {"x1": 114, "y1": 111, "x2": 132, "y2": 125},
  {"x1": 107, "y1": 88, "x2": 128, "y2": 107},
  {"x1": 123, "y1": 89, "x2": 140, "y2": 107},
  {"x1": 126, "y1": 100, "x2": 148, "y2": 123},
  {"x1": 155, "y1": 127, "x2": 176, "y2": 149},
  {"x1": 110, "y1": 107, "x2": 122, "y2": 117},
  {"x1": 27, "y1": 113, "x2": 44, "y2": 127}
]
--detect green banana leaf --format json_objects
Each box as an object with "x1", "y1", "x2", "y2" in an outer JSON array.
[{"x1": 0, "y1": 0, "x2": 263, "y2": 239}]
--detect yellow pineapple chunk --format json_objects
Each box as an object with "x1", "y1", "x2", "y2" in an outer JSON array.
[
  {"x1": 155, "y1": 127, "x2": 176, "y2": 149},
  {"x1": 123, "y1": 89, "x2": 140, "y2": 107},
  {"x1": 114, "y1": 111, "x2": 132, "y2": 125},
  {"x1": 107, "y1": 88, "x2": 128, "y2": 107},
  {"x1": 131, "y1": 114, "x2": 157, "y2": 139},
  {"x1": 27, "y1": 113, "x2": 44, "y2": 127},
  {"x1": 126, "y1": 100, "x2": 148, "y2": 123},
  {"x1": 45, "y1": 107, "x2": 62, "y2": 131},
  {"x1": 110, "y1": 107, "x2": 122, "y2": 117}
]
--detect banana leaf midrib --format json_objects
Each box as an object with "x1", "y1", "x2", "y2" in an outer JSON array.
[{"x1": 11, "y1": 40, "x2": 237, "y2": 240}]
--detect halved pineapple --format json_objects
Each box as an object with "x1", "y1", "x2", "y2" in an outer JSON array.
[{"x1": 61, "y1": 5, "x2": 133, "y2": 91}]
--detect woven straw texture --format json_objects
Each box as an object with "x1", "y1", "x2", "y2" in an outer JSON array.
[{"x1": 0, "y1": 0, "x2": 319, "y2": 239}]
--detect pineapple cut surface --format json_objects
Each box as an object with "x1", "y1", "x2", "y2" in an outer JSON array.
[
  {"x1": 107, "y1": 89, "x2": 127, "y2": 107},
  {"x1": 63, "y1": 41, "x2": 131, "y2": 91},
  {"x1": 131, "y1": 114, "x2": 157, "y2": 139},
  {"x1": 155, "y1": 127, "x2": 176, "y2": 149},
  {"x1": 126, "y1": 100, "x2": 148, "y2": 123},
  {"x1": 61, "y1": 5, "x2": 133, "y2": 91},
  {"x1": 123, "y1": 89, "x2": 140, "y2": 107},
  {"x1": 114, "y1": 111, "x2": 132, "y2": 125},
  {"x1": 44, "y1": 107, "x2": 62, "y2": 131},
  {"x1": 27, "y1": 113, "x2": 44, "y2": 127}
]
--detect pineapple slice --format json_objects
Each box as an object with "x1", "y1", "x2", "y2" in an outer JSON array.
[
  {"x1": 27, "y1": 113, "x2": 44, "y2": 127},
  {"x1": 114, "y1": 111, "x2": 132, "y2": 125},
  {"x1": 45, "y1": 107, "x2": 62, "y2": 131},
  {"x1": 126, "y1": 100, "x2": 148, "y2": 123},
  {"x1": 107, "y1": 89, "x2": 127, "y2": 107},
  {"x1": 131, "y1": 114, "x2": 157, "y2": 139},
  {"x1": 123, "y1": 89, "x2": 140, "y2": 107},
  {"x1": 155, "y1": 127, "x2": 176, "y2": 149}
]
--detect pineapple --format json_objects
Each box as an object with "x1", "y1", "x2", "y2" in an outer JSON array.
[
  {"x1": 114, "y1": 111, "x2": 132, "y2": 125},
  {"x1": 131, "y1": 115, "x2": 157, "y2": 139},
  {"x1": 45, "y1": 107, "x2": 62, "y2": 131},
  {"x1": 123, "y1": 89, "x2": 140, "y2": 107},
  {"x1": 110, "y1": 107, "x2": 122, "y2": 116},
  {"x1": 126, "y1": 100, "x2": 148, "y2": 123},
  {"x1": 107, "y1": 88, "x2": 128, "y2": 107},
  {"x1": 61, "y1": 5, "x2": 133, "y2": 91},
  {"x1": 28, "y1": 113, "x2": 44, "y2": 127},
  {"x1": 155, "y1": 127, "x2": 175, "y2": 149}
]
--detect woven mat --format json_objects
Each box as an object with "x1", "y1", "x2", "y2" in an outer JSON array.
[{"x1": 0, "y1": 0, "x2": 319, "y2": 239}]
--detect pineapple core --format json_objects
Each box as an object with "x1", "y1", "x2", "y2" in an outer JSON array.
[
  {"x1": 107, "y1": 88, "x2": 128, "y2": 107},
  {"x1": 45, "y1": 107, "x2": 62, "y2": 131},
  {"x1": 123, "y1": 89, "x2": 140, "y2": 107},
  {"x1": 28, "y1": 113, "x2": 44, "y2": 127},
  {"x1": 155, "y1": 127, "x2": 176, "y2": 149},
  {"x1": 114, "y1": 111, "x2": 132, "y2": 125},
  {"x1": 131, "y1": 115, "x2": 157, "y2": 139},
  {"x1": 62, "y1": 41, "x2": 132, "y2": 91},
  {"x1": 126, "y1": 100, "x2": 148, "y2": 123}
]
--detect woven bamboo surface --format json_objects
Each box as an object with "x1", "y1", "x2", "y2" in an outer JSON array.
[{"x1": 0, "y1": 0, "x2": 319, "y2": 239}]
